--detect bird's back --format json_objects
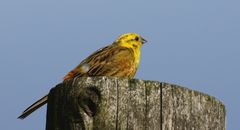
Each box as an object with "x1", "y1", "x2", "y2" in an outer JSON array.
[{"x1": 63, "y1": 44, "x2": 137, "y2": 81}]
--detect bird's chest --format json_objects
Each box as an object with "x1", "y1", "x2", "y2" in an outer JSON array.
[{"x1": 134, "y1": 50, "x2": 141, "y2": 68}]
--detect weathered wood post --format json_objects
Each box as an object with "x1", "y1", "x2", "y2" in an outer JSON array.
[{"x1": 46, "y1": 77, "x2": 226, "y2": 130}]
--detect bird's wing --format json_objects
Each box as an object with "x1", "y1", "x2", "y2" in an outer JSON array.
[{"x1": 63, "y1": 45, "x2": 135, "y2": 81}]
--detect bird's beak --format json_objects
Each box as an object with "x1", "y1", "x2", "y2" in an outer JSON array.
[{"x1": 142, "y1": 37, "x2": 147, "y2": 44}]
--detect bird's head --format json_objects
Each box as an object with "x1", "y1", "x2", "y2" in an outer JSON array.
[{"x1": 114, "y1": 33, "x2": 147, "y2": 49}]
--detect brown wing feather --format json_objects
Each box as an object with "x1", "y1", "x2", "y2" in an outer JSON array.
[
  {"x1": 63, "y1": 46, "x2": 110, "y2": 80},
  {"x1": 63, "y1": 45, "x2": 136, "y2": 81}
]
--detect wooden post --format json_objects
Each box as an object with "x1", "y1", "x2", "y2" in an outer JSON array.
[{"x1": 46, "y1": 77, "x2": 226, "y2": 130}]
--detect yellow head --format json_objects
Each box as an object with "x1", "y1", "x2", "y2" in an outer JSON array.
[
  {"x1": 114, "y1": 33, "x2": 147, "y2": 49},
  {"x1": 114, "y1": 32, "x2": 147, "y2": 69}
]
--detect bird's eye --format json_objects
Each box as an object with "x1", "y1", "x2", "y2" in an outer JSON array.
[{"x1": 135, "y1": 37, "x2": 139, "y2": 41}]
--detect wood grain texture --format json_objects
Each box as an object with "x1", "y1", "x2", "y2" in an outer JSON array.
[
  {"x1": 162, "y1": 83, "x2": 226, "y2": 130},
  {"x1": 46, "y1": 77, "x2": 226, "y2": 130}
]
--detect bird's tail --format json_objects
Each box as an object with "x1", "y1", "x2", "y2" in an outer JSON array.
[{"x1": 18, "y1": 95, "x2": 48, "y2": 119}]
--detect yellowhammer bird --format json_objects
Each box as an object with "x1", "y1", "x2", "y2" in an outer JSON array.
[{"x1": 18, "y1": 32, "x2": 147, "y2": 119}]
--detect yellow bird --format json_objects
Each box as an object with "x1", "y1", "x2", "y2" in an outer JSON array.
[{"x1": 18, "y1": 32, "x2": 147, "y2": 119}]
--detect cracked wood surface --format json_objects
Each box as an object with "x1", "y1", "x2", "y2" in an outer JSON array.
[{"x1": 46, "y1": 77, "x2": 226, "y2": 130}]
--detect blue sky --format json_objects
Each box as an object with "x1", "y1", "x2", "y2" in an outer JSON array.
[{"x1": 0, "y1": 0, "x2": 239, "y2": 129}]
